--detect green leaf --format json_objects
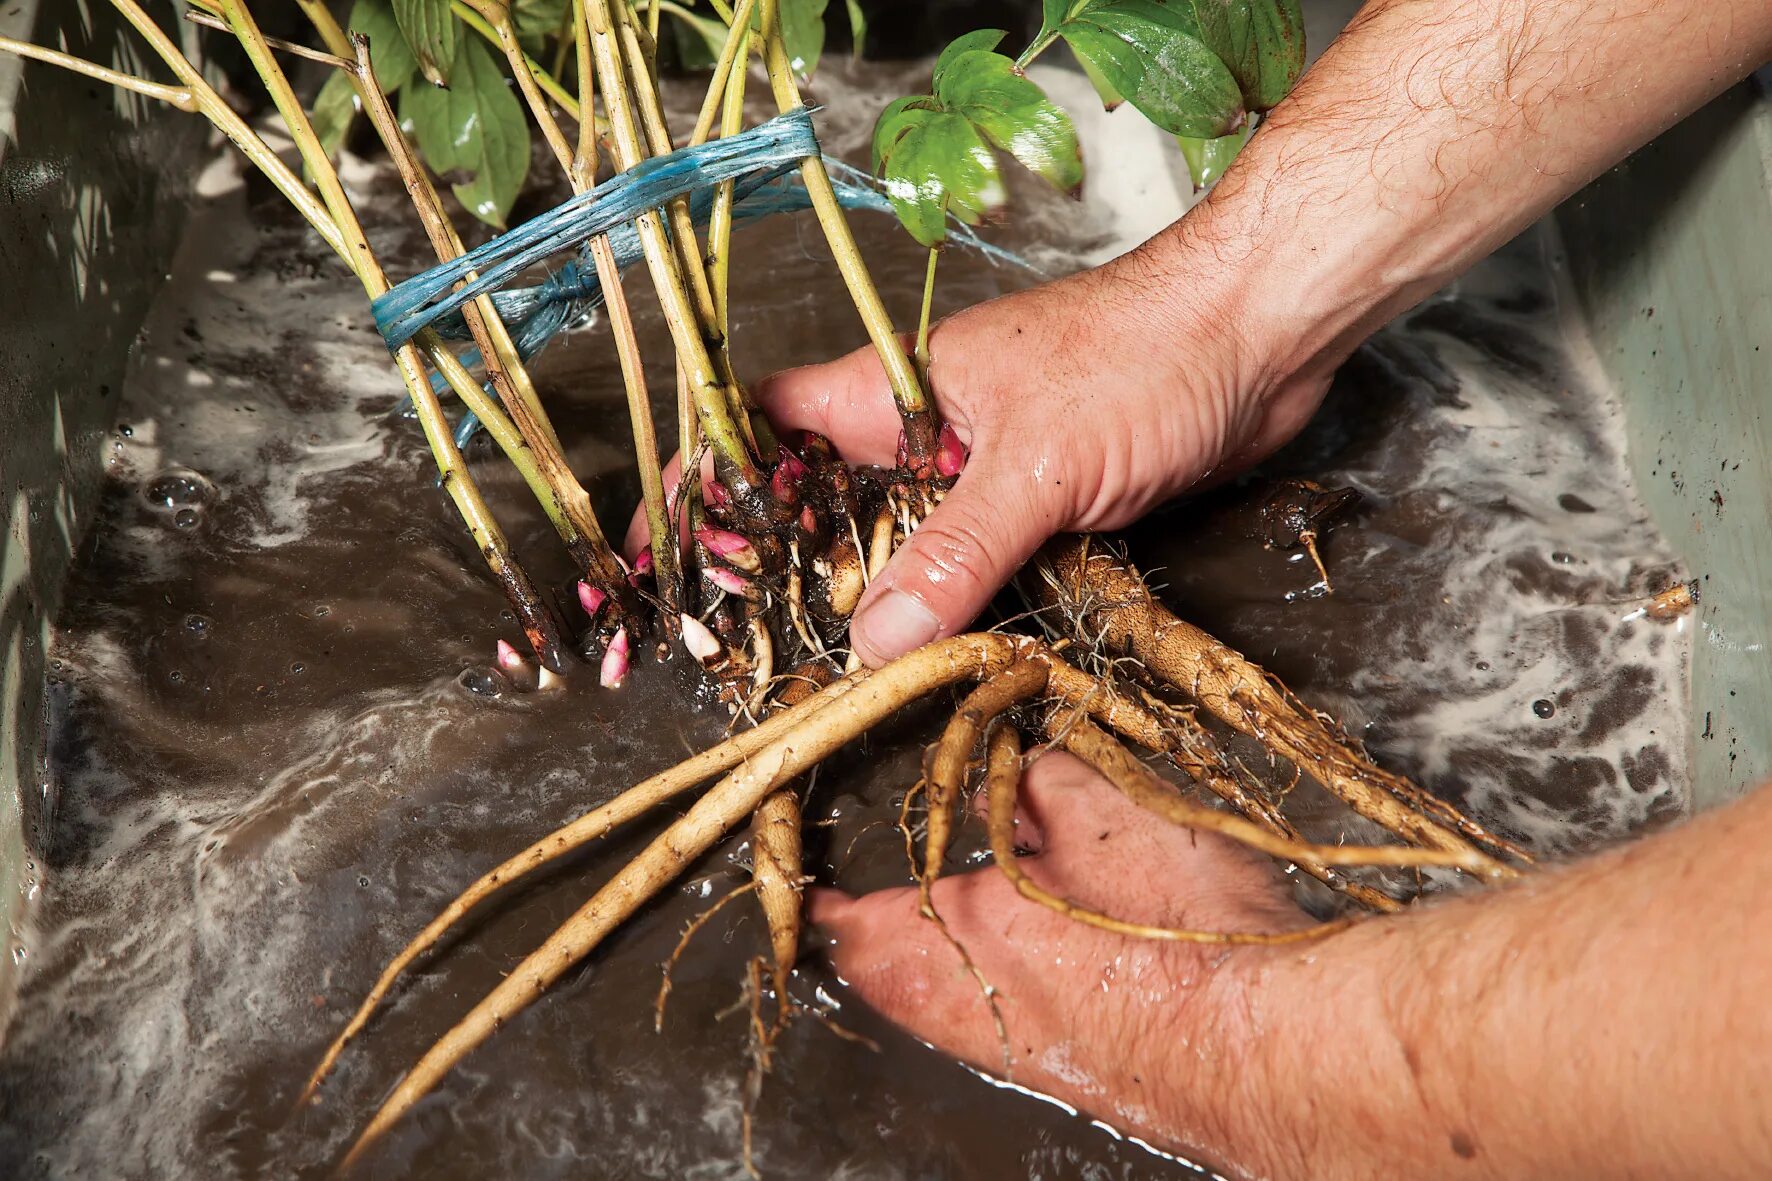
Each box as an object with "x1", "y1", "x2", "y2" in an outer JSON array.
[
  {"x1": 1176, "y1": 125, "x2": 1249, "y2": 190},
  {"x1": 309, "y1": 70, "x2": 360, "y2": 174},
  {"x1": 871, "y1": 96, "x2": 939, "y2": 172},
  {"x1": 881, "y1": 129, "x2": 948, "y2": 247},
  {"x1": 348, "y1": 0, "x2": 418, "y2": 94},
  {"x1": 1075, "y1": 48, "x2": 1125, "y2": 109},
  {"x1": 779, "y1": 0, "x2": 827, "y2": 79},
  {"x1": 1040, "y1": 0, "x2": 1072, "y2": 33},
  {"x1": 880, "y1": 110, "x2": 1008, "y2": 246},
  {"x1": 932, "y1": 28, "x2": 1006, "y2": 90},
  {"x1": 1183, "y1": 0, "x2": 1304, "y2": 110},
  {"x1": 1060, "y1": 0, "x2": 1244, "y2": 138},
  {"x1": 938, "y1": 49, "x2": 1082, "y2": 194},
  {"x1": 392, "y1": 0, "x2": 458, "y2": 86},
  {"x1": 401, "y1": 36, "x2": 531, "y2": 227},
  {"x1": 844, "y1": 0, "x2": 866, "y2": 57},
  {"x1": 920, "y1": 114, "x2": 1006, "y2": 224}
]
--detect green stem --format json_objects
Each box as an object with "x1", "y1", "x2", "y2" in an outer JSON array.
[
  {"x1": 463, "y1": 0, "x2": 576, "y2": 174},
  {"x1": 916, "y1": 245, "x2": 939, "y2": 376},
  {"x1": 1015, "y1": 30, "x2": 1059, "y2": 71},
  {"x1": 451, "y1": 0, "x2": 588, "y2": 123},
  {"x1": 755, "y1": 0, "x2": 941, "y2": 467},
  {"x1": 347, "y1": 35, "x2": 628, "y2": 588},
  {"x1": 105, "y1": 0, "x2": 348, "y2": 258},
  {"x1": 125, "y1": 0, "x2": 559, "y2": 663},
  {"x1": 293, "y1": 3, "x2": 578, "y2": 538},
  {"x1": 707, "y1": 34, "x2": 750, "y2": 333},
  {"x1": 583, "y1": 0, "x2": 761, "y2": 489}
]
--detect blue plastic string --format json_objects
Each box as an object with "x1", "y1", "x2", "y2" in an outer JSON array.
[{"x1": 380, "y1": 107, "x2": 1035, "y2": 447}]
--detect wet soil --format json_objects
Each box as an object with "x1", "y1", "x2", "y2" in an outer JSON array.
[{"x1": 0, "y1": 62, "x2": 1689, "y2": 1181}]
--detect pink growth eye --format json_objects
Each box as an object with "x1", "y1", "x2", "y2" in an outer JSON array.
[
  {"x1": 679, "y1": 613, "x2": 722, "y2": 665},
  {"x1": 577, "y1": 580, "x2": 608, "y2": 619},
  {"x1": 695, "y1": 527, "x2": 761, "y2": 573},
  {"x1": 599, "y1": 627, "x2": 631, "y2": 688},
  {"x1": 705, "y1": 566, "x2": 751, "y2": 597},
  {"x1": 935, "y1": 423, "x2": 968, "y2": 478}
]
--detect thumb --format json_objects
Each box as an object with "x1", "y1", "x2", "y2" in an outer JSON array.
[{"x1": 849, "y1": 466, "x2": 1046, "y2": 667}]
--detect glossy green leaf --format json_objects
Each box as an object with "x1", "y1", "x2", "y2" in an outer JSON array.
[
  {"x1": 1060, "y1": 0, "x2": 1244, "y2": 138},
  {"x1": 1041, "y1": 0, "x2": 1072, "y2": 33},
  {"x1": 918, "y1": 113, "x2": 1006, "y2": 224},
  {"x1": 1176, "y1": 124, "x2": 1249, "y2": 190},
  {"x1": 938, "y1": 49, "x2": 1082, "y2": 194},
  {"x1": 871, "y1": 96, "x2": 939, "y2": 172},
  {"x1": 932, "y1": 28, "x2": 1005, "y2": 90},
  {"x1": 309, "y1": 70, "x2": 359, "y2": 174},
  {"x1": 880, "y1": 110, "x2": 1008, "y2": 245},
  {"x1": 348, "y1": 0, "x2": 418, "y2": 94},
  {"x1": 1075, "y1": 47, "x2": 1125, "y2": 109},
  {"x1": 844, "y1": 0, "x2": 866, "y2": 57},
  {"x1": 1183, "y1": 0, "x2": 1304, "y2": 110},
  {"x1": 881, "y1": 124, "x2": 949, "y2": 247},
  {"x1": 392, "y1": 0, "x2": 458, "y2": 85},
  {"x1": 401, "y1": 36, "x2": 531, "y2": 227},
  {"x1": 779, "y1": 0, "x2": 828, "y2": 78}
]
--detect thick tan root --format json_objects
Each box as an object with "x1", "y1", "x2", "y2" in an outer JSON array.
[
  {"x1": 339, "y1": 633, "x2": 1026, "y2": 1167},
  {"x1": 1047, "y1": 708, "x2": 1491, "y2": 872},
  {"x1": 1041, "y1": 661, "x2": 1400, "y2": 912},
  {"x1": 983, "y1": 725, "x2": 1352, "y2": 944},
  {"x1": 302, "y1": 667, "x2": 869, "y2": 1104},
  {"x1": 1038, "y1": 537, "x2": 1526, "y2": 878},
  {"x1": 920, "y1": 661, "x2": 1052, "y2": 900},
  {"x1": 750, "y1": 789, "x2": 803, "y2": 1016}
]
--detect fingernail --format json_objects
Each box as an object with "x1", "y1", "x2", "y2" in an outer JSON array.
[{"x1": 853, "y1": 588, "x2": 939, "y2": 664}]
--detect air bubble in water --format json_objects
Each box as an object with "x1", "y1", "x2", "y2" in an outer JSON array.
[
  {"x1": 458, "y1": 667, "x2": 502, "y2": 698},
  {"x1": 1533, "y1": 699, "x2": 1556, "y2": 719},
  {"x1": 143, "y1": 470, "x2": 212, "y2": 510},
  {"x1": 173, "y1": 508, "x2": 200, "y2": 529}
]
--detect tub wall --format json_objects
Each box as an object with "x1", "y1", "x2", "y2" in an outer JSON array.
[
  {"x1": 0, "y1": 0, "x2": 201, "y2": 1030},
  {"x1": 1556, "y1": 75, "x2": 1772, "y2": 809}
]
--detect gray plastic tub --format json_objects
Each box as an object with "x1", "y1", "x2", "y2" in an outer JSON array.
[{"x1": 0, "y1": 1, "x2": 1767, "y2": 1034}]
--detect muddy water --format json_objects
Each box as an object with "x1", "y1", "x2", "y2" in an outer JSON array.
[{"x1": 1, "y1": 62, "x2": 1688, "y2": 1180}]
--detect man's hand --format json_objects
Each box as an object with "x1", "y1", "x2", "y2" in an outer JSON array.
[
  {"x1": 754, "y1": 261, "x2": 1328, "y2": 666},
  {"x1": 811, "y1": 751, "x2": 1316, "y2": 1175},
  {"x1": 821, "y1": 753, "x2": 1772, "y2": 1181}
]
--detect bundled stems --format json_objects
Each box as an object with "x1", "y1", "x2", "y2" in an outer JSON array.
[
  {"x1": 62, "y1": 0, "x2": 568, "y2": 664},
  {"x1": 754, "y1": 0, "x2": 942, "y2": 471},
  {"x1": 580, "y1": 0, "x2": 763, "y2": 494},
  {"x1": 345, "y1": 36, "x2": 630, "y2": 597}
]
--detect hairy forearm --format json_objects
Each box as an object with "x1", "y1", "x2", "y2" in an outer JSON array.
[
  {"x1": 1242, "y1": 783, "x2": 1772, "y2": 1179},
  {"x1": 1160, "y1": 0, "x2": 1772, "y2": 388}
]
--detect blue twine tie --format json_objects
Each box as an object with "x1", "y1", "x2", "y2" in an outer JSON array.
[{"x1": 377, "y1": 108, "x2": 1034, "y2": 449}]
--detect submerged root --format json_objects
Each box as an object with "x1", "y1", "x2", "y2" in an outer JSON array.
[
  {"x1": 1036, "y1": 536, "x2": 1529, "y2": 878},
  {"x1": 302, "y1": 666, "x2": 871, "y2": 1104},
  {"x1": 750, "y1": 788, "x2": 804, "y2": 1026},
  {"x1": 319, "y1": 535, "x2": 1538, "y2": 1166},
  {"x1": 337, "y1": 633, "x2": 1026, "y2": 1166},
  {"x1": 983, "y1": 725, "x2": 1351, "y2": 944}
]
